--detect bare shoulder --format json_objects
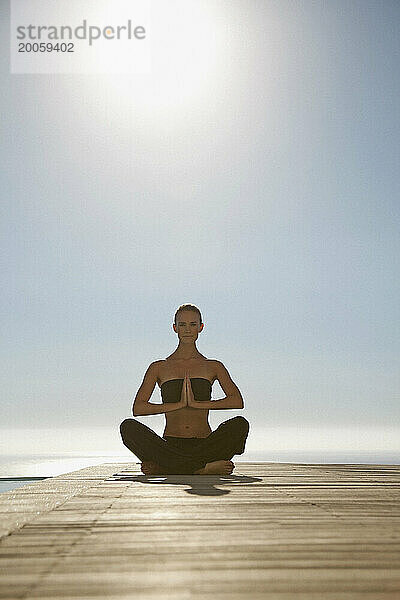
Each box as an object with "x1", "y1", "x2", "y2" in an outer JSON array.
[
  {"x1": 210, "y1": 359, "x2": 237, "y2": 381},
  {"x1": 150, "y1": 359, "x2": 165, "y2": 379},
  {"x1": 209, "y1": 359, "x2": 243, "y2": 401},
  {"x1": 208, "y1": 359, "x2": 227, "y2": 379},
  {"x1": 209, "y1": 359, "x2": 225, "y2": 370},
  {"x1": 148, "y1": 359, "x2": 164, "y2": 369}
]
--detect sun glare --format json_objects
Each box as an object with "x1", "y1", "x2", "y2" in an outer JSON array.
[{"x1": 93, "y1": 1, "x2": 229, "y2": 113}]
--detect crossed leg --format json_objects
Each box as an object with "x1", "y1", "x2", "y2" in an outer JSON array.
[
  {"x1": 120, "y1": 416, "x2": 249, "y2": 475},
  {"x1": 189, "y1": 416, "x2": 249, "y2": 475}
]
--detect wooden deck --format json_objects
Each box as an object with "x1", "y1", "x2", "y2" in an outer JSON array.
[{"x1": 0, "y1": 462, "x2": 399, "y2": 599}]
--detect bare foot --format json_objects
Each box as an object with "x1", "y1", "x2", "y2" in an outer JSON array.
[
  {"x1": 194, "y1": 460, "x2": 234, "y2": 475},
  {"x1": 141, "y1": 461, "x2": 164, "y2": 475}
]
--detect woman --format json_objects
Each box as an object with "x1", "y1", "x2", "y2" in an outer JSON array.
[{"x1": 119, "y1": 303, "x2": 249, "y2": 475}]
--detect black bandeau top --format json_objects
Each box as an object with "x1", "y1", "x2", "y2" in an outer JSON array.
[{"x1": 160, "y1": 378, "x2": 212, "y2": 403}]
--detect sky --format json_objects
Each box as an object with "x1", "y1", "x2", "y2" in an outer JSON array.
[{"x1": 1, "y1": 0, "x2": 399, "y2": 459}]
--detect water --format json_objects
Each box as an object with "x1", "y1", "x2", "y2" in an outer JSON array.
[
  {"x1": 0, "y1": 454, "x2": 134, "y2": 478},
  {"x1": 0, "y1": 478, "x2": 48, "y2": 494},
  {"x1": 0, "y1": 454, "x2": 134, "y2": 494}
]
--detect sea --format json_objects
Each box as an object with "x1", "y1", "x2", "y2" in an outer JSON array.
[
  {"x1": 0, "y1": 451, "x2": 399, "y2": 494},
  {"x1": 0, "y1": 453, "x2": 132, "y2": 493}
]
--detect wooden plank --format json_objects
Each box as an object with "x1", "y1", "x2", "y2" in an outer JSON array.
[
  {"x1": 0, "y1": 462, "x2": 399, "y2": 599},
  {"x1": 0, "y1": 463, "x2": 129, "y2": 539}
]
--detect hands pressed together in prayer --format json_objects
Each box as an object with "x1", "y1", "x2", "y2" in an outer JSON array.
[{"x1": 180, "y1": 370, "x2": 196, "y2": 408}]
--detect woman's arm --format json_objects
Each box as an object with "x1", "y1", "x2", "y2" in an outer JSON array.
[
  {"x1": 186, "y1": 362, "x2": 244, "y2": 410},
  {"x1": 134, "y1": 402, "x2": 185, "y2": 416},
  {"x1": 132, "y1": 362, "x2": 187, "y2": 416}
]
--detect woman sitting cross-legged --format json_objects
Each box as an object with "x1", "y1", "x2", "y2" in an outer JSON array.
[{"x1": 119, "y1": 303, "x2": 250, "y2": 475}]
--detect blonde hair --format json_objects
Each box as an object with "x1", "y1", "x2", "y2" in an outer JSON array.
[{"x1": 174, "y1": 303, "x2": 203, "y2": 325}]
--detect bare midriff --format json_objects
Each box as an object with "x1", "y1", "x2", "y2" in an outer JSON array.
[
  {"x1": 163, "y1": 407, "x2": 212, "y2": 438},
  {"x1": 158, "y1": 356, "x2": 216, "y2": 439}
]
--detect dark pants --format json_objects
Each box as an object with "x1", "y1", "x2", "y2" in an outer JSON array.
[{"x1": 119, "y1": 416, "x2": 250, "y2": 475}]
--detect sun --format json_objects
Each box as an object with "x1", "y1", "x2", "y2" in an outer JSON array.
[{"x1": 92, "y1": 0, "x2": 229, "y2": 112}]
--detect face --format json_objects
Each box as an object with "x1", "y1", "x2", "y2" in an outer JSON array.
[{"x1": 173, "y1": 310, "x2": 204, "y2": 342}]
